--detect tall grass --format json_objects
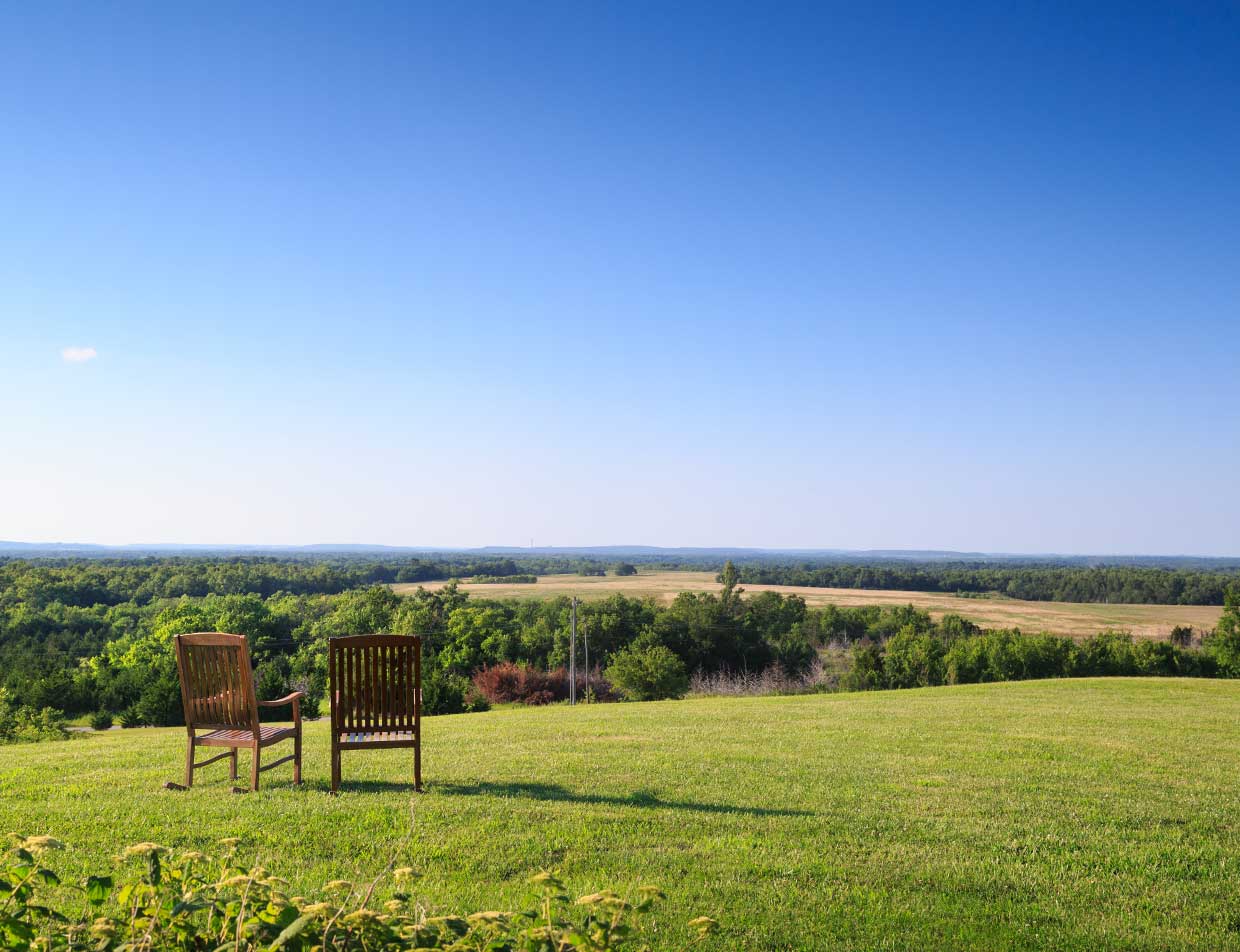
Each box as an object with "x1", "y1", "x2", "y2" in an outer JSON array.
[{"x1": 689, "y1": 660, "x2": 836, "y2": 697}]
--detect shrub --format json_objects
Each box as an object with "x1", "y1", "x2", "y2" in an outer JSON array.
[
  {"x1": 300, "y1": 694, "x2": 323, "y2": 719},
  {"x1": 119, "y1": 706, "x2": 143, "y2": 729},
  {"x1": 944, "y1": 636, "x2": 987, "y2": 685},
  {"x1": 422, "y1": 668, "x2": 470, "y2": 716},
  {"x1": 840, "y1": 643, "x2": 885, "y2": 691},
  {"x1": 1018, "y1": 633, "x2": 1075, "y2": 680},
  {"x1": 0, "y1": 690, "x2": 69, "y2": 745},
  {"x1": 90, "y1": 710, "x2": 114, "y2": 731},
  {"x1": 874, "y1": 625, "x2": 1209, "y2": 692},
  {"x1": 0, "y1": 835, "x2": 718, "y2": 951},
  {"x1": 767, "y1": 633, "x2": 818, "y2": 676},
  {"x1": 471, "y1": 662, "x2": 569, "y2": 705},
  {"x1": 575, "y1": 667, "x2": 619, "y2": 703},
  {"x1": 605, "y1": 644, "x2": 689, "y2": 701},
  {"x1": 1071, "y1": 631, "x2": 1137, "y2": 677},
  {"x1": 421, "y1": 668, "x2": 491, "y2": 715},
  {"x1": 882, "y1": 627, "x2": 946, "y2": 688},
  {"x1": 463, "y1": 685, "x2": 492, "y2": 714},
  {"x1": 133, "y1": 671, "x2": 184, "y2": 727},
  {"x1": 1205, "y1": 591, "x2": 1240, "y2": 676}
]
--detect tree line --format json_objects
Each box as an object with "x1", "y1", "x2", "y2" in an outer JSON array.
[
  {"x1": 3, "y1": 561, "x2": 817, "y2": 723},
  {"x1": 732, "y1": 562, "x2": 1240, "y2": 605},
  {"x1": 0, "y1": 554, "x2": 653, "y2": 606},
  {"x1": 3, "y1": 557, "x2": 1240, "y2": 736}
]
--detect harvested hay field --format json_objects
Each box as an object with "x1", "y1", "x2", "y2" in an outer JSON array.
[{"x1": 391, "y1": 570, "x2": 1222, "y2": 640}]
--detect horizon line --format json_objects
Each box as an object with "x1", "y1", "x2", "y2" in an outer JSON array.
[{"x1": 1, "y1": 540, "x2": 1237, "y2": 561}]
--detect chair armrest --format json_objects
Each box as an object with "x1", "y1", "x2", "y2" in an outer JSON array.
[{"x1": 257, "y1": 692, "x2": 305, "y2": 723}]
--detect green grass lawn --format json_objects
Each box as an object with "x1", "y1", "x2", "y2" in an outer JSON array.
[{"x1": 5, "y1": 678, "x2": 1240, "y2": 950}]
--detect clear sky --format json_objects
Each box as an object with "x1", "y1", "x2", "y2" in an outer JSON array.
[{"x1": 2, "y1": 2, "x2": 1237, "y2": 554}]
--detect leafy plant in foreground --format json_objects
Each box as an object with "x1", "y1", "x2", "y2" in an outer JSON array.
[{"x1": 0, "y1": 835, "x2": 718, "y2": 951}]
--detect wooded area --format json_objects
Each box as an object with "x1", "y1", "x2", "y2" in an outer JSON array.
[{"x1": 3, "y1": 556, "x2": 1238, "y2": 735}]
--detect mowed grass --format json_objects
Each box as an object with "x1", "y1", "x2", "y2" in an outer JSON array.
[
  {"x1": 393, "y1": 571, "x2": 1223, "y2": 640},
  {"x1": 5, "y1": 679, "x2": 1240, "y2": 950}
]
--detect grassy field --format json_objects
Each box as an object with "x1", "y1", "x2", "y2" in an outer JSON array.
[
  {"x1": 5, "y1": 679, "x2": 1240, "y2": 949},
  {"x1": 392, "y1": 570, "x2": 1223, "y2": 640}
]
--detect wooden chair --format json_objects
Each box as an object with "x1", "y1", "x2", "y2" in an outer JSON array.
[
  {"x1": 173, "y1": 632, "x2": 303, "y2": 791},
  {"x1": 329, "y1": 635, "x2": 422, "y2": 793}
]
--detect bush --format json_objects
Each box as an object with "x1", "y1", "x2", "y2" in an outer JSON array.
[
  {"x1": 1071, "y1": 631, "x2": 1137, "y2": 677},
  {"x1": 134, "y1": 671, "x2": 184, "y2": 727},
  {"x1": 472, "y1": 662, "x2": 569, "y2": 705},
  {"x1": 767, "y1": 633, "x2": 818, "y2": 676},
  {"x1": 119, "y1": 706, "x2": 143, "y2": 729},
  {"x1": 300, "y1": 694, "x2": 323, "y2": 719},
  {"x1": 0, "y1": 690, "x2": 69, "y2": 745},
  {"x1": 575, "y1": 667, "x2": 620, "y2": 703},
  {"x1": 90, "y1": 710, "x2": 114, "y2": 731},
  {"x1": 463, "y1": 685, "x2": 492, "y2": 713},
  {"x1": 605, "y1": 644, "x2": 689, "y2": 701},
  {"x1": 840, "y1": 642, "x2": 886, "y2": 691},
  {"x1": 1205, "y1": 591, "x2": 1240, "y2": 675},
  {"x1": 882, "y1": 627, "x2": 945, "y2": 688},
  {"x1": 421, "y1": 668, "x2": 493, "y2": 716},
  {"x1": 421, "y1": 668, "x2": 467, "y2": 716},
  {"x1": 0, "y1": 835, "x2": 718, "y2": 951}
]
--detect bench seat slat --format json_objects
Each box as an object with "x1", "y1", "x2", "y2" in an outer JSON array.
[{"x1": 199, "y1": 726, "x2": 296, "y2": 746}]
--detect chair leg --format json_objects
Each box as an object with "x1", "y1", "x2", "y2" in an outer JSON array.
[
  {"x1": 415, "y1": 740, "x2": 421, "y2": 793},
  {"x1": 331, "y1": 746, "x2": 340, "y2": 794},
  {"x1": 251, "y1": 743, "x2": 260, "y2": 792},
  {"x1": 229, "y1": 748, "x2": 238, "y2": 781},
  {"x1": 184, "y1": 737, "x2": 194, "y2": 788},
  {"x1": 294, "y1": 729, "x2": 302, "y2": 785}
]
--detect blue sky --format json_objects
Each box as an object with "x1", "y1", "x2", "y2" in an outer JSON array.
[{"x1": 1, "y1": 2, "x2": 1237, "y2": 553}]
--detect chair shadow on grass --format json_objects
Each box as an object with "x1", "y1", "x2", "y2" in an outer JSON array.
[{"x1": 431, "y1": 780, "x2": 814, "y2": 817}]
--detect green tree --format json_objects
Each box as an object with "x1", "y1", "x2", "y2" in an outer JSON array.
[
  {"x1": 606, "y1": 643, "x2": 689, "y2": 701},
  {"x1": 718, "y1": 561, "x2": 743, "y2": 617},
  {"x1": 1205, "y1": 589, "x2": 1240, "y2": 676},
  {"x1": 882, "y1": 626, "x2": 945, "y2": 688}
]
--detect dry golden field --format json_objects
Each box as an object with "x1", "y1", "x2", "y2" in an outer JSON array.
[{"x1": 391, "y1": 570, "x2": 1223, "y2": 640}]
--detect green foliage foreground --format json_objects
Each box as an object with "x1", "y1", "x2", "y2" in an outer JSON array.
[
  {"x1": 4, "y1": 680, "x2": 1240, "y2": 949},
  {"x1": 0, "y1": 837, "x2": 716, "y2": 951}
]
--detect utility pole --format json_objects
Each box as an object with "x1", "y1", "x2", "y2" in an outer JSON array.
[
  {"x1": 570, "y1": 597, "x2": 578, "y2": 705},
  {"x1": 582, "y1": 618, "x2": 589, "y2": 703}
]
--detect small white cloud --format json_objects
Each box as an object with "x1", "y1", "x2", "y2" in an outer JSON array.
[{"x1": 61, "y1": 346, "x2": 98, "y2": 363}]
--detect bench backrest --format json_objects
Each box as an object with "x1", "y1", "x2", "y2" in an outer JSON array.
[
  {"x1": 174, "y1": 632, "x2": 259, "y2": 733},
  {"x1": 329, "y1": 635, "x2": 422, "y2": 735}
]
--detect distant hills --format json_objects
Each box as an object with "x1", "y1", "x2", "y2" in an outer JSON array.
[{"x1": 1, "y1": 541, "x2": 1237, "y2": 569}]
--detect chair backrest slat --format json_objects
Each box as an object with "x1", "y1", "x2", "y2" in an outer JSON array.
[
  {"x1": 329, "y1": 635, "x2": 421, "y2": 734},
  {"x1": 174, "y1": 632, "x2": 258, "y2": 733}
]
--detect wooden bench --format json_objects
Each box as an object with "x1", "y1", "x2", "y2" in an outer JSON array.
[
  {"x1": 173, "y1": 632, "x2": 303, "y2": 791},
  {"x1": 329, "y1": 634, "x2": 422, "y2": 793}
]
